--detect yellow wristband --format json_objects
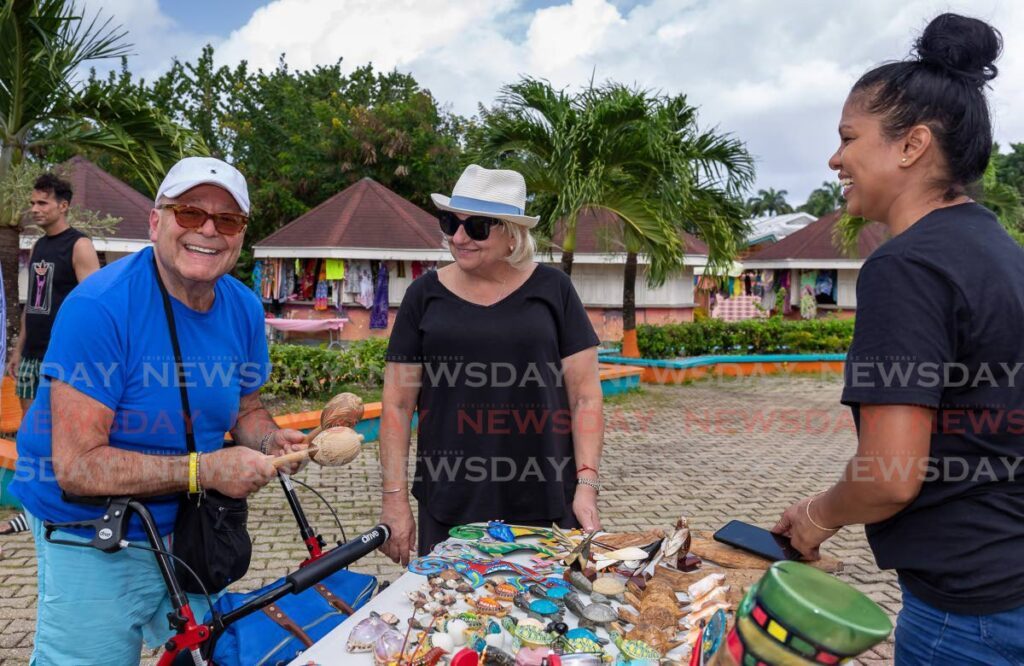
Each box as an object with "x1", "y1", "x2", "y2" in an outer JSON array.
[{"x1": 188, "y1": 452, "x2": 199, "y2": 494}]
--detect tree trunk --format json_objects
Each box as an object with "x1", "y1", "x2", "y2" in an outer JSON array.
[
  {"x1": 560, "y1": 249, "x2": 574, "y2": 276},
  {"x1": 621, "y1": 251, "x2": 639, "y2": 357},
  {"x1": 0, "y1": 225, "x2": 20, "y2": 348}
]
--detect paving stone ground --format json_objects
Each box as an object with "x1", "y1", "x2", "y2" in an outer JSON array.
[{"x1": 0, "y1": 374, "x2": 898, "y2": 664}]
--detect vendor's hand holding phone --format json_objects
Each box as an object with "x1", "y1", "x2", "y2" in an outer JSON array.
[{"x1": 714, "y1": 520, "x2": 802, "y2": 561}]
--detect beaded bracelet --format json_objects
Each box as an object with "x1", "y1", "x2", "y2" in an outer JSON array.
[{"x1": 259, "y1": 430, "x2": 276, "y2": 455}]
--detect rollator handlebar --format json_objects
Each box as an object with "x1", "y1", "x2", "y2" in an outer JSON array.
[{"x1": 287, "y1": 524, "x2": 390, "y2": 593}]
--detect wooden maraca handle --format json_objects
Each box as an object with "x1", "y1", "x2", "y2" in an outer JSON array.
[
  {"x1": 303, "y1": 426, "x2": 324, "y2": 444},
  {"x1": 272, "y1": 446, "x2": 317, "y2": 468}
]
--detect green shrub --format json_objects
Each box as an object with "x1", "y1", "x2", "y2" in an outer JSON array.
[
  {"x1": 636, "y1": 317, "x2": 855, "y2": 358},
  {"x1": 265, "y1": 339, "x2": 388, "y2": 397}
]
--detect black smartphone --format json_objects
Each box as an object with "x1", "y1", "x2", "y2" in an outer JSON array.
[{"x1": 713, "y1": 520, "x2": 801, "y2": 561}]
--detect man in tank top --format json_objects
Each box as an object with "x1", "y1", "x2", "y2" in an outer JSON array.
[{"x1": 6, "y1": 173, "x2": 100, "y2": 414}]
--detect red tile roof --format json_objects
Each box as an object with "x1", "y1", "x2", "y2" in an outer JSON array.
[
  {"x1": 46, "y1": 156, "x2": 154, "y2": 240},
  {"x1": 255, "y1": 178, "x2": 443, "y2": 250},
  {"x1": 744, "y1": 210, "x2": 888, "y2": 261},
  {"x1": 550, "y1": 207, "x2": 708, "y2": 256}
]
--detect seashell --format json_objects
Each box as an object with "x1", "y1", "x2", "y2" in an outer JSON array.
[
  {"x1": 687, "y1": 573, "x2": 726, "y2": 601},
  {"x1": 518, "y1": 617, "x2": 545, "y2": 630},
  {"x1": 379, "y1": 612, "x2": 400, "y2": 626},
  {"x1": 372, "y1": 629, "x2": 405, "y2": 663},
  {"x1": 346, "y1": 612, "x2": 390, "y2": 652},
  {"x1": 685, "y1": 601, "x2": 730, "y2": 628},
  {"x1": 594, "y1": 546, "x2": 648, "y2": 561},
  {"x1": 592, "y1": 576, "x2": 626, "y2": 597},
  {"x1": 446, "y1": 579, "x2": 459, "y2": 589},
  {"x1": 691, "y1": 585, "x2": 730, "y2": 612},
  {"x1": 565, "y1": 569, "x2": 593, "y2": 594},
  {"x1": 430, "y1": 631, "x2": 455, "y2": 653},
  {"x1": 424, "y1": 601, "x2": 440, "y2": 613},
  {"x1": 485, "y1": 632, "x2": 506, "y2": 650},
  {"x1": 447, "y1": 618, "x2": 469, "y2": 646},
  {"x1": 439, "y1": 568, "x2": 462, "y2": 581}
]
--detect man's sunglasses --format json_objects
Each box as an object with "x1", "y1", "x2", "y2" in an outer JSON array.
[
  {"x1": 158, "y1": 204, "x2": 248, "y2": 236},
  {"x1": 437, "y1": 210, "x2": 503, "y2": 241}
]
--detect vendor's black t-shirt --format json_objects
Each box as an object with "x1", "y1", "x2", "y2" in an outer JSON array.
[
  {"x1": 386, "y1": 264, "x2": 599, "y2": 526},
  {"x1": 841, "y1": 202, "x2": 1024, "y2": 614}
]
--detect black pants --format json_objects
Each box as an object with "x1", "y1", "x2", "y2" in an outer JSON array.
[{"x1": 417, "y1": 502, "x2": 581, "y2": 556}]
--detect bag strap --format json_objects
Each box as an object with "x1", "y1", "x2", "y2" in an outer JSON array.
[
  {"x1": 313, "y1": 583, "x2": 356, "y2": 616},
  {"x1": 262, "y1": 604, "x2": 314, "y2": 648},
  {"x1": 152, "y1": 253, "x2": 197, "y2": 455}
]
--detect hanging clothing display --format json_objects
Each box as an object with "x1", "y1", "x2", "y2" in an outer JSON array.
[
  {"x1": 815, "y1": 270, "x2": 837, "y2": 302},
  {"x1": 325, "y1": 259, "x2": 345, "y2": 281},
  {"x1": 777, "y1": 269, "x2": 792, "y2": 313},
  {"x1": 369, "y1": 263, "x2": 390, "y2": 329},
  {"x1": 357, "y1": 262, "x2": 374, "y2": 308},
  {"x1": 251, "y1": 260, "x2": 263, "y2": 297},
  {"x1": 800, "y1": 270, "x2": 818, "y2": 319},
  {"x1": 800, "y1": 289, "x2": 818, "y2": 319}
]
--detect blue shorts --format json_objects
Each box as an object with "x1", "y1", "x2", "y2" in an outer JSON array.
[{"x1": 27, "y1": 511, "x2": 216, "y2": 665}]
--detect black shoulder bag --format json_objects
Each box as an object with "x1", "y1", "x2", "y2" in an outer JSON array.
[{"x1": 154, "y1": 256, "x2": 253, "y2": 594}]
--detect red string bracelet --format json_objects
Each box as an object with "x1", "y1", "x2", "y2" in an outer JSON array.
[{"x1": 576, "y1": 464, "x2": 599, "y2": 476}]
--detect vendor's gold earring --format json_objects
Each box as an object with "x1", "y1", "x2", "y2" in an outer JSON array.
[{"x1": 508, "y1": 245, "x2": 514, "y2": 252}]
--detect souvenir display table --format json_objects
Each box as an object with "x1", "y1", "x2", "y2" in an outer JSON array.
[{"x1": 288, "y1": 520, "x2": 886, "y2": 666}]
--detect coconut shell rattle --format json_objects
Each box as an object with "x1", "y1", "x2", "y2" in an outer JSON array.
[{"x1": 271, "y1": 426, "x2": 364, "y2": 468}]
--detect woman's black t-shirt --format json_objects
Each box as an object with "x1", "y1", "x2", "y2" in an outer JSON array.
[
  {"x1": 841, "y1": 202, "x2": 1024, "y2": 614},
  {"x1": 385, "y1": 264, "x2": 600, "y2": 525}
]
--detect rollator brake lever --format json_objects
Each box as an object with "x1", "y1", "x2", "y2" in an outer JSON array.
[{"x1": 45, "y1": 496, "x2": 132, "y2": 553}]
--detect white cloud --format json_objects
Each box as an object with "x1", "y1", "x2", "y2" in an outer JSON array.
[
  {"x1": 91, "y1": 0, "x2": 1024, "y2": 203},
  {"x1": 526, "y1": 0, "x2": 626, "y2": 73},
  {"x1": 78, "y1": 0, "x2": 217, "y2": 81}
]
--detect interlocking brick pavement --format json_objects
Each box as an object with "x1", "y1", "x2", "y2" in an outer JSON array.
[{"x1": 0, "y1": 374, "x2": 899, "y2": 665}]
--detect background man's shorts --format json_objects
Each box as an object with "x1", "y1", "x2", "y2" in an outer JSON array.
[{"x1": 15, "y1": 357, "x2": 42, "y2": 400}]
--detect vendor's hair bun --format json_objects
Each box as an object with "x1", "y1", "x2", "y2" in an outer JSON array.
[
  {"x1": 851, "y1": 13, "x2": 1002, "y2": 195},
  {"x1": 915, "y1": 13, "x2": 1002, "y2": 84}
]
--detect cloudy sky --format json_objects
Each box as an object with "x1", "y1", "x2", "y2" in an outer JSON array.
[{"x1": 81, "y1": 0, "x2": 1023, "y2": 204}]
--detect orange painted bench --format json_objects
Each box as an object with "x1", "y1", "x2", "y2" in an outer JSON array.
[{"x1": 1, "y1": 376, "x2": 22, "y2": 435}]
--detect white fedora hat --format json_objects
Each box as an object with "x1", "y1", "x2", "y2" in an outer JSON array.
[{"x1": 431, "y1": 164, "x2": 540, "y2": 228}]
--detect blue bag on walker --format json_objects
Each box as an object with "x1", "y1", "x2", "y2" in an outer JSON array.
[{"x1": 206, "y1": 567, "x2": 377, "y2": 666}]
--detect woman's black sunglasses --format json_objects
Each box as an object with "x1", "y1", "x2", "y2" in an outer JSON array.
[{"x1": 438, "y1": 210, "x2": 503, "y2": 241}]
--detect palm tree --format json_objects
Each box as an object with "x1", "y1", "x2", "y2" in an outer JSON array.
[
  {"x1": 609, "y1": 91, "x2": 752, "y2": 355},
  {"x1": 474, "y1": 80, "x2": 752, "y2": 355},
  {"x1": 0, "y1": 0, "x2": 204, "y2": 338},
  {"x1": 746, "y1": 187, "x2": 793, "y2": 216},
  {"x1": 799, "y1": 181, "x2": 843, "y2": 217},
  {"x1": 473, "y1": 78, "x2": 683, "y2": 276}
]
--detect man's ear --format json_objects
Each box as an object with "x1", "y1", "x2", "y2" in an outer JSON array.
[{"x1": 149, "y1": 208, "x2": 161, "y2": 242}]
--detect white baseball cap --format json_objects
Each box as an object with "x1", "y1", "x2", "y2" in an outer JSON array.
[{"x1": 155, "y1": 157, "x2": 250, "y2": 215}]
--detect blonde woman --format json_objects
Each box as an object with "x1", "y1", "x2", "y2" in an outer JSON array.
[{"x1": 379, "y1": 165, "x2": 603, "y2": 563}]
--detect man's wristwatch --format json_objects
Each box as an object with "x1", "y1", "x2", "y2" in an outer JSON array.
[{"x1": 577, "y1": 477, "x2": 601, "y2": 493}]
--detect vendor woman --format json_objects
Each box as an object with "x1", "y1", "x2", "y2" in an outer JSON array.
[
  {"x1": 377, "y1": 165, "x2": 604, "y2": 564},
  {"x1": 773, "y1": 13, "x2": 1024, "y2": 664}
]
